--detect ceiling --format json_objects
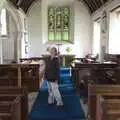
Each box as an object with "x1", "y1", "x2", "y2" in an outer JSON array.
[
  {"x1": 8, "y1": 0, "x2": 109, "y2": 14},
  {"x1": 8, "y1": 0, "x2": 38, "y2": 13},
  {"x1": 83, "y1": 0, "x2": 109, "y2": 13}
]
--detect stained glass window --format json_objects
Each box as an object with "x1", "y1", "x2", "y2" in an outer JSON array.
[{"x1": 48, "y1": 7, "x2": 70, "y2": 41}]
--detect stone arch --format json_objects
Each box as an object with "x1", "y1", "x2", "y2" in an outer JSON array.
[{"x1": 0, "y1": 0, "x2": 24, "y2": 62}]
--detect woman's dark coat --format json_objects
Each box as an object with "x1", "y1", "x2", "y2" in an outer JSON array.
[{"x1": 45, "y1": 56, "x2": 60, "y2": 82}]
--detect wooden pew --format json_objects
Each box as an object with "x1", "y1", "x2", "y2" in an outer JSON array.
[
  {"x1": 71, "y1": 62, "x2": 118, "y2": 93},
  {"x1": 88, "y1": 84, "x2": 120, "y2": 120},
  {"x1": 101, "y1": 98, "x2": 120, "y2": 120},
  {"x1": 0, "y1": 96, "x2": 21, "y2": 120},
  {"x1": 20, "y1": 64, "x2": 40, "y2": 91},
  {"x1": 20, "y1": 58, "x2": 46, "y2": 86},
  {"x1": 0, "y1": 87, "x2": 28, "y2": 120},
  {"x1": 0, "y1": 64, "x2": 40, "y2": 92},
  {"x1": 20, "y1": 57, "x2": 44, "y2": 63}
]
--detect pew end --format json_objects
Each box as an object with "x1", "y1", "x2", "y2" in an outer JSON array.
[{"x1": 88, "y1": 84, "x2": 120, "y2": 120}]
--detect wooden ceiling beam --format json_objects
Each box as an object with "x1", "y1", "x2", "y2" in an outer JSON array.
[
  {"x1": 96, "y1": 0, "x2": 102, "y2": 7},
  {"x1": 100, "y1": 0, "x2": 104, "y2": 4},
  {"x1": 83, "y1": 0, "x2": 95, "y2": 13},
  {"x1": 20, "y1": 0, "x2": 36, "y2": 13},
  {"x1": 8, "y1": 0, "x2": 109, "y2": 14},
  {"x1": 17, "y1": 0, "x2": 23, "y2": 6},
  {"x1": 90, "y1": 0, "x2": 100, "y2": 10},
  {"x1": 86, "y1": 0, "x2": 99, "y2": 12}
]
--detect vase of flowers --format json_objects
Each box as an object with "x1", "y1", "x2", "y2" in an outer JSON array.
[{"x1": 65, "y1": 47, "x2": 72, "y2": 53}]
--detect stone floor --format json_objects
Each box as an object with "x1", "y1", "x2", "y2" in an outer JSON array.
[
  {"x1": 80, "y1": 98, "x2": 88, "y2": 120},
  {"x1": 28, "y1": 78, "x2": 44, "y2": 113},
  {"x1": 28, "y1": 92, "x2": 38, "y2": 113}
]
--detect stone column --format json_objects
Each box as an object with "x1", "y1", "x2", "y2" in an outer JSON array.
[
  {"x1": 0, "y1": 0, "x2": 6, "y2": 63},
  {"x1": 0, "y1": 24, "x2": 3, "y2": 64},
  {"x1": 100, "y1": 11, "x2": 107, "y2": 62}
]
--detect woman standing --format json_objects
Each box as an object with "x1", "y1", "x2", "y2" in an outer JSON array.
[{"x1": 45, "y1": 47, "x2": 64, "y2": 107}]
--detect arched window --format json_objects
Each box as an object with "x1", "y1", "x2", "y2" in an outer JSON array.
[
  {"x1": 93, "y1": 19, "x2": 101, "y2": 55},
  {"x1": 48, "y1": 7, "x2": 70, "y2": 42},
  {"x1": 0, "y1": 8, "x2": 7, "y2": 36},
  {"x1": 109, "y1": 8, "x2": 120, "y2": 54}
]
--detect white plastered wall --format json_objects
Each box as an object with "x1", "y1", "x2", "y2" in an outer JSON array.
[
  {"x1": 0, "y1": 0, "x2": 24, "y2": 63},
  {"x1": 92, "y1": 0, "x2": 120, "y2": 61},
  {"x1": 27, "y1": 0, "x2": 92, "y2": 58}
]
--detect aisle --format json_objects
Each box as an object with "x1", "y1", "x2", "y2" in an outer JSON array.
[{"x1": 29, "y1": 67, "x2": 85, "y2": 120}]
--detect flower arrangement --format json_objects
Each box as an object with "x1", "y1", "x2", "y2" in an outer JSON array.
[
  {"x1": 46, "y1": 47, "x2": 51, "y2": 52},
  {"x1": 65, "y1": 47, "x2": 72, "y2": 53}
]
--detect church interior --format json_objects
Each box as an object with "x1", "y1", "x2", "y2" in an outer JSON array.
[{"x1": 1, "y1": 0, "x2": 120, "y2": 120}]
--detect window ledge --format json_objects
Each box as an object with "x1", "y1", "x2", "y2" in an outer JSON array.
[
  {"x1": 1, "y1": 35, "x2": 8, "y2": 38},
  {"x1": 46, "y1": 40, "x2": 74, "y2": 44}
]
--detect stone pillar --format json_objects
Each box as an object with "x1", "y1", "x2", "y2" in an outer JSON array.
[
  {"x1": 100, "y1": 11, "x2": 107, "y2": 62},
  {"x1": 17, "y1": 31, "x2": 22, "y2": 63},
  {"x1": 0, "y1": 24, "x2": 3, "y2": 64},
  {"x1": 0, "y1": 0, "x2": 6, "y2": 64}
]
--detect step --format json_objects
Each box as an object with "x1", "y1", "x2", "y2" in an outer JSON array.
[
  {"x1": 60, "y1": 74, "x2": 71, "y2": 79},
  {"x1": 60, "y1": 67, "x2": 71, "y2": 74}
]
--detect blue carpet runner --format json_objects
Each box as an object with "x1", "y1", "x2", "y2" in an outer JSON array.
[{"x1": 29, "y1": 67, "x2": 85, "y2": 120}]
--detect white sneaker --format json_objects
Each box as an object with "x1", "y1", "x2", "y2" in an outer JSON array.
[
  {"x1": 48, "y1": 102, "x2": 54, "y2": 105},
  {"x1": 56, "y1": 102, "x2": 64, "y2": 107}
]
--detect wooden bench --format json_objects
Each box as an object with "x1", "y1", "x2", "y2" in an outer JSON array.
[
  {"x1": 0, "y1": 87, "x2": 28, "y2": 120},
  {"x1": 0, "y1": 96, "x2": 21, "y2": 120},
  {"x1": 101, "y1": 99, "x2": 120, "y2": 120},
  {"x1": 0, "y1": 64, "x2": 40, "y2": 92},
  {"x1": 88, "y1": 84, "x2": 120, "y2": 120},
  {"x1": 20, "y1": 57, "x2": 46, "y2": 83},
  {"x1": 71, "y1": 63, "x2": 118, "y2": 93},
  {"x1": 20, "y1": 57, "x2": 44, "y2": 63}
]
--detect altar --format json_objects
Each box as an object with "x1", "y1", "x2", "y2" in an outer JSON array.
[{"x1": 60, "y1": 54, "x2": 75, "y2": 66}]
